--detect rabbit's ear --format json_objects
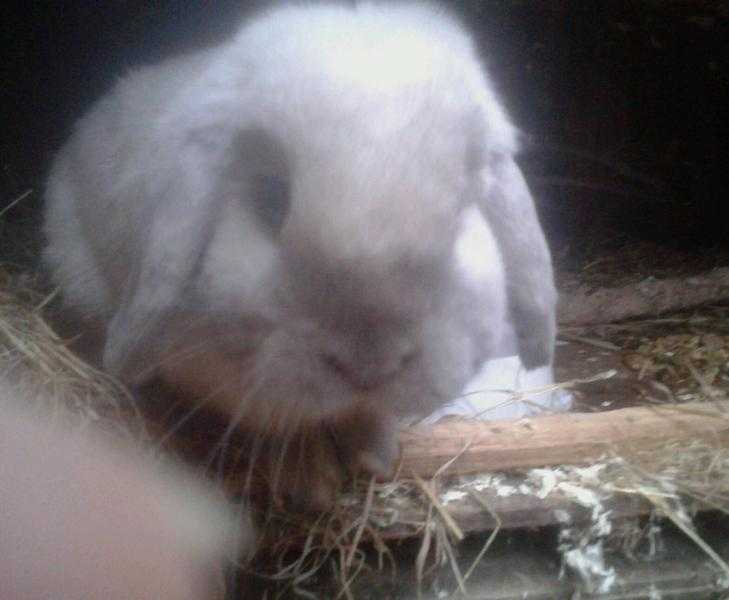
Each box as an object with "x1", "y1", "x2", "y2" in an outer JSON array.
[
  {"x1": 103, "y1": 144, "x2": 226, "y2": 383},
  {"x1": 473, "y1": 148, "x2": 557, "y2": 370}
]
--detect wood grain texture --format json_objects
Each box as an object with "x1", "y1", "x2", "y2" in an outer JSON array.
[
  {"x1": 399, "y1": 401, "x2": 729, "y2": 477},
  {"x1": 557, "y1": 267, "x2": 729, "y2": 326}
]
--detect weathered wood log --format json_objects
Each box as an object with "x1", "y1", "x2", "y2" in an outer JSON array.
[
  {"x1": 167, "y1": 399, "x2": 729, "y2": 533},
  {"x1": 400, "y1": 401, "x2": 729, "y2": 478},
  {"x1": 558, "y1": 267, "x2": 729, "y2": 326},
  {"x1": 375, "y1": 475, "x2": 651, "y2": 538}
]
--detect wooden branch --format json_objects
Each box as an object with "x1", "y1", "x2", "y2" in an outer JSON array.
[
  {"x1": 557, "y1": 267, "x2": 729, "y2": 326},
  {"x1": 170, "y1": 400, "x2": 728, "y2": 534},
  {"x1": 399, "y1": 401, "x2": 729, "y2": 478}
]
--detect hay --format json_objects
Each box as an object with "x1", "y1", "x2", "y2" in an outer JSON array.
[
  {"x1": 0, "y1": 265, "x2": 145, "y2": 441},
  {"x1": 3, "y1": 265, "x2": 729, "y2": 597},
  {"x1": 245, "y1": 424, "x2": 729, "y2": 597}
]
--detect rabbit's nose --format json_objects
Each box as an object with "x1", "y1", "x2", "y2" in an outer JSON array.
[{"x1": 323, "y1": 340, "x2": 416, "y2": 390}]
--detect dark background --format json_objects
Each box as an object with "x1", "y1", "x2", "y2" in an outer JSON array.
[{"x1": 2, "y1": 1, "x2": 728, "y2": 263}]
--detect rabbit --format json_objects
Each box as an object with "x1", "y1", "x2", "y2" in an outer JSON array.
[
  {"x1": 0, "y1": 376, "x2": 242, "y2": 600},
  {"x1": 43, "y1": 2, "x2": 556, "y2": 509}
]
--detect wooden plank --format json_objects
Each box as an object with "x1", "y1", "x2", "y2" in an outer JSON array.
[
  {"x1": 399, "y1": 401, "x2": 729, "y2": 478},
  {"x1": 376, "y1": 474, "x2": 651, "y2": 538},
  {"x1": 339, "y1": 522, "x2": 729, "y2": 599},
  {"x1": 557, "y1": 266, "x2": 729, "y2": 326}
]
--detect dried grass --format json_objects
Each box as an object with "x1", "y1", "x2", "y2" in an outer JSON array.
[
  {"x1": 2, "y1": 265, "x2": 729, "y2": 597},
  {"x1": 0, "y1": 265, "x2": 145, "y2": 440}
]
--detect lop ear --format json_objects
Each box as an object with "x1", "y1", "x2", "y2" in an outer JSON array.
[
  {"x1": 103, "y1": 141, "x2": 226, "y2": 383},
  {"x1": 474, "y1": 150, "x2": 557, "y2": 369}
]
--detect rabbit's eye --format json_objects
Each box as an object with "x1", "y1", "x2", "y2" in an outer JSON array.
[
  {"x1": 250, "y1": 174, "x2": 291, "y2": 234},
  {"x1": 232, "y1": 128, "x2": 291, "y2": 235}
]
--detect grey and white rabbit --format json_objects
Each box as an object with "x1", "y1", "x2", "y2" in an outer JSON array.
[{"x1": 44, "y1": 2, "x2": 556, "y2": 507}]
